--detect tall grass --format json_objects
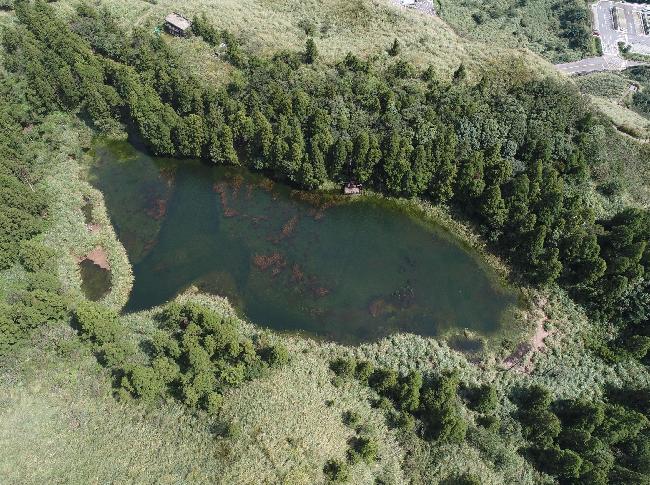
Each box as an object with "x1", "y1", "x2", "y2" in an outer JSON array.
[
  {"x1": 436, "y1": 0, "x2": 590, "y2": 63},
  {"x1": 51, "y1": 0, "x2": 554, "y2": 81},
  {"x1": 35, "y1": 114, "x2": 133, "y2": 310}
]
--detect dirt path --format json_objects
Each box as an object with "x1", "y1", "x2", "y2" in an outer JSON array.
[
  {"x1": 502, "y1": 298, "x2": 551, "y2": 373},
  {"x1": 531, "y1": 317, "x2": 550, "y2": 352}
]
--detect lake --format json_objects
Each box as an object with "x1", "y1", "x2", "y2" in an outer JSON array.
[{"x1": 89, "y1": 140, "x2": 520, "y2": 344}]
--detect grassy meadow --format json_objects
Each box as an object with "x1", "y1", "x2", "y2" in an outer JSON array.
[
  {"x1": 436, "y1": 0, "x2": 595, "y2": 63},
  {"x1": 49, "y1": 0, "x2": 555, "y2": 80}
]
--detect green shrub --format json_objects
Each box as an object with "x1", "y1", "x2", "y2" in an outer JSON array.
[
  {"x1": 121, "y1": 365, "x2": 165, "y2": 403},
  {"x1": 387, "y1": 38, "x2": 400, "y2": 56},
  {"x1": 265, "y1": 343, "x2": 289, "y2": 367},
  {"x1": 476, "y1": 414, "x2": 500, "y2": 431},
  {"x1": 466, "y1": 383, "x2": 497, "y2": 414},
  {"x1": 342, "y1": 410, "x2": 361, "y2": 428},
  {"x1": 151, "y1": 355, "x2": 180, "y2": 383},
  {"x1": 205, "y1": 392, "x2": 224, "y2": 414},
  {"x1": 18, "y1": 240, "x2": 56, "y2": 272},
  {"x1": 395, "y1": 411, "x2": 416, "y2": 432},
  {"x1": 370, "y1": 368, "x2": 398, "y2": 395},
  {"x1": 304, "y1": 38, "x2": 317, "y2": 64},
  {"x1": 395, "y1": 371, "x2": 422, "y2": 412},
  {"x1": 0, "y1": 307, "x2": 18, "y2": 356},
  {"x1": 354, "y1": 360, "x2": 374, "y2": 384},
  {"x1": 355, "y1": 436, "x2": 379, "y2": 463},
  {"x1": 420, "y1": 373, "x2": 467, "y2": 443},
  {"x1": 330, "y1": 357, "x2": 356, "y2": 378},
  {"x1": 74, "y1": 301, "x2": 122, "y2": 346},
  {"x1": 26, "y1": 270, "x2": 59, "y2": 292},
  {"x1": 536, "y1": 447, "x2": 583, "y2": 479},
  {"x1": 554, "y1": 399, "x2": 604, "y2": 434},
  {"x1": 323, "y1": 459, "x2": 349, "y2": 483},
  {"x1": 625, "y1": 335, "x2": 650, "y2": 360},
  {"x1": 557, "y1": 428, "x2": 591, "y2": 451},
  {"x1": 14, "y1": 290, "x2": 67, "y2": 329},
  {"x1": 452, "y1": 472, "x2": 482, "y2": 485},
  {"x1": 100, "y1": 341, "x2": 133, "y2": 368}
]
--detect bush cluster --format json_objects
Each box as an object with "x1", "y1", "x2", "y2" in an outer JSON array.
[
  {"x1": 75, "y1": 301, "x2": 288, "y2": 409},
  {"x1": 0, "y1": 73, "x2": 64, "y2": 355},
  {"x1": 515, "y1": 384, "x2": 650, "y2": 483},
  {"x1": 331, "y1": 358, "x2": 467, "y2": 444}
]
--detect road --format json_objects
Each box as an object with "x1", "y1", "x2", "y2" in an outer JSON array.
[
  {"x1": 555, "y1": 55, "x2": 643, "y2": 74},
  {"x1": 555, "y1": 0, "x2": 647, "y2": 75}
]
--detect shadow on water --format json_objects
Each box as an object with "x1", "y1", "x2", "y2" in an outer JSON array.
[
  {"x1": 89, "y1": 139, "x2": 522, "y2": 345},
  {"x1": 447, "y1": 334, "x2": 485, "y2": 355},
  {"x1": 80, "y1": 259, "x2": 111, "y2": 301}
]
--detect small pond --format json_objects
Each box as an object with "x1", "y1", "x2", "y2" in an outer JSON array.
[
  {"x1": 80, "y1": 259, "x2": 111, "y2": 301},
  {"x1": 89, "y1": 140, "x2": 521, "y2": 344}
]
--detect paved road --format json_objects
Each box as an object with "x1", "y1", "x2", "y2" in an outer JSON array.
[
  {"x1": 595, "y1": 0, "x2": 624, "y2": 55},
  {"x1": 555, "y1": 55, "x2": 643, "y2": 74}
]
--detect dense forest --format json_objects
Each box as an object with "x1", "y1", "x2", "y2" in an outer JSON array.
[
  {"x1": 0, "y1": 1, "x2": 649, "y2": 483},
  {"x1": 0, "y1": 54, "x2": 66, "y2": 355}
]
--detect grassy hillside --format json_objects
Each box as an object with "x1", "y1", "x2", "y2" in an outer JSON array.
[
  {"x1": 48, "y1": 0, "x2": 554, "y2": 80},
  {"x1": 0, "y1": 303, "x2": 406, "y2": 485},
  {"x1": 573, "y1": 70, "x2": 650, "y2": 207},
  {"x1": 436, "y1": 0, "x2": 596, "y2": 63}
]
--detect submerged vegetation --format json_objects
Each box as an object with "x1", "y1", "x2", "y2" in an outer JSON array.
[
  {"x1": 91, "y1": 141, "x2": 521, "y2": 344},
  {"x1": 0, "y1": 1, "x2": 648, "y2": 483}
]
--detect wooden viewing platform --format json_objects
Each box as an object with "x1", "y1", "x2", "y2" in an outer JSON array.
[{"x1": 343, "y1": 182, "x2": 362, "y2": 195}]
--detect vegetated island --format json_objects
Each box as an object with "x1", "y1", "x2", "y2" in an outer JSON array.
[{"x1": 0, "y1": 1, "x2": 648, "y2": 484}]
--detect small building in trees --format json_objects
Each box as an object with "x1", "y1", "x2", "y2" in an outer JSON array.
[
  {"x1": 343, "y1": 182, "x2": 362, "y2": 195},
  {"x1": 165, "y1": 13, "x2": 192, "y2": 37}
]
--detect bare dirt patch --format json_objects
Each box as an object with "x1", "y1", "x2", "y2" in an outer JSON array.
[
  {"x1": 76, "y1": 246, "x2": 111, "y2": 270},
  {"x1": 502, "y1": 297, "x2": 551, "y2": 373}
]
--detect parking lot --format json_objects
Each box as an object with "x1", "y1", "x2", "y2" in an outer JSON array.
[{"x1": 594, "y1": 1, "x2": 650, "y2": 55}]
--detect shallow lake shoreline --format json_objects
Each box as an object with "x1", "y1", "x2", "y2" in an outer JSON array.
[{"x1": 80, "y1": 138, "x2": 537, "y2": 353}]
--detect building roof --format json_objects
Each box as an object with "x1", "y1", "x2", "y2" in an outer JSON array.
[{"x1": 165, "y1": 13, "x2": 192, "y2": 31}]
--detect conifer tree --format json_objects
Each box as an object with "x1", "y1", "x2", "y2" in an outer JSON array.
[{"x1": 304, "y1": 37, "x2": 318, "y2": 64}]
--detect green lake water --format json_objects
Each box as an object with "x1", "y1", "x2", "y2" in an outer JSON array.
[{"x1": 90, "y1": 140, "x2": 520, "y2": 344}]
